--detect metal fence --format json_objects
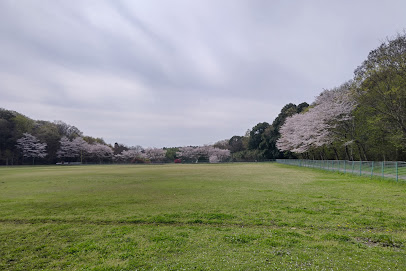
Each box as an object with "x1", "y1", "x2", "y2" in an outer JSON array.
[{"x1": 276, "y1": 159, "x2": 406, "y2": 182}]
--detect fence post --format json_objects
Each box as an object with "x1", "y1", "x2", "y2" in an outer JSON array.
[
  {"x1": 371, "y1": 161, "x2": 374, "y2": 178},
  {"x1": 344, "y1": 160, "x2": 346, "y2": 174},
  {"x1": 396, "y1": 162, "x2": 398, "y2": 182},
  {"x1": 352, "y1": 161, "x2": 354, "y2": 174},
  {"x1": 382, "y1": 161, "x2": 384, "y2": 179},
  {"x1": 359, "y1": 161, "x2": 362, "y2": 176}
]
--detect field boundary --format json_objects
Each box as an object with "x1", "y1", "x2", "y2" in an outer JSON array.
[{"x1": 276, "y1": 159, "x2": 406, "y2": 182}]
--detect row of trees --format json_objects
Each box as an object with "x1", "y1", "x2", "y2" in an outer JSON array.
[
  {"x1": 5, "y1": 98, "x2": 306, "y2": 164},
  {"x1": 13, "y1": 133, "x2": 117, "y2": 164},
  {"x1": 0, "y1": 110, "x2": 99, "y2": 165},
  {"x1": 13, "y1": 133, "x2": 165, "y2": 164},
  {"x1": 176, "y1": 146, "x2": 231, "y2": 163},
  {"x1": 3, "y1": 119, "x2": 231, "y2": 164},
  {"x1": 209, "y1": 102, "x2": 309, "y2": 161},
  {"x1": 14, "y1": 132, "x2": 232, "y2": 165},
  {"x1": 276, "y1": 32, "x2": 406, "y2": 161},
  {"x1": 210, "y1": 32, "x2": 406, "y2": 162}
]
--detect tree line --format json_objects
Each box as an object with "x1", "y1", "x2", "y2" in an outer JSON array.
[
  {"x1": 1, "y1": 32, "x2": 405, "y2": 164},
  {"x1": 275, "y1": 32, "x2": 406, "y2": 161},
  {"x1": 213, "y1": 32, "x2": 406, "y2": 162},
  {"x1": 0, "y1": 110, "x2": 231, "y2": 165}
]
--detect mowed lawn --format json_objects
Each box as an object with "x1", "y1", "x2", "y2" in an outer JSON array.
[{"x1": 0, "y1": 163, "x2": 405, "y2": 270}]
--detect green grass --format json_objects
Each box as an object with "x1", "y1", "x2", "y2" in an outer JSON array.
[{"x1": 0, "y1": 163, "x2": 405, "y2": 270}]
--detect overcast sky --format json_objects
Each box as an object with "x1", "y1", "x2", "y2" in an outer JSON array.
[{"x1": 1, "y1": 1, "x2": 406, "y2": 147}]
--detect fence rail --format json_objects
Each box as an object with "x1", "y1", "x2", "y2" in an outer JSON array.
[{"x1": 276, "y1": 159, "x2": 406, "y2": 182}]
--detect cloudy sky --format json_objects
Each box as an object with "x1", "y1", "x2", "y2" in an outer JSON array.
[{"x1": 1, "y1": 1, "x2": 406, "y2": 147}]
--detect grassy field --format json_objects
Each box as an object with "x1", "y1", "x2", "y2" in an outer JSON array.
[{"x1": 0, "y1": 163, "x2": 405, "y2": 270}]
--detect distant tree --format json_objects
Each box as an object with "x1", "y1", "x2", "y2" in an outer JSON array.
[
  {"x1": 209, "y1": 155, "x2": 219, "y2": 163},
  {"x1": 144, "y1": 148, "x2": 166, "y2": 162},
  {"x1": 248, "y1": 122, "x2": 270, "y2": 150},
  {"x1": 208, "y1": 147, "x2": 231, "y2": 163},
  {"x1": 72, "y1": 137, "x2": 89, "y2": 163},
  {"x1": 113, "y1": 142, "x2": 129, "y2": 155},
  {"x1": 116, "y1": 149, "x2": 146, "y2": 163},
  {"x1": 16, "y1": 133, "x2": 47, "y2": 164},
  {"x1": 164, "y1": 147, "x2": 179, "y2": 161},
  {"x1": 177, "y1": 146, "x2": 200, "y2": 163},
  {"x1": 13, "y1": 113, "x2": 35, "y2": 136},
  {"x1": 296, "y1": 102, "x2": 310, "y2": 113},
  {"x1": 88, "y1": 143, "x2": 113, "y2": 163},
  {"x1": 246, "y1": 122, "x2": 275, "y2": 159},
  {"x1": 0, "y1": 109, "x2": 17, "y2": 165},
  {"x1": 54, "y1": 120, "x2": 83, "y2": 139},
  {"x1": 34, "y1": 120, "x2": 61, "y2": 163},
  {"x1": 82, "y1": 136, "x2": 107, "y2": 145},
  {"x1": 177, "y1": 145, "x2": 230, "y2": 163},
  {"x1": 213, "y1": 139, "x2": 230, "y2": 150},
  {"x1": 271, "y1": 104, "x2": 298, "y2": 131},
  {"x1": 56, "y1": 136, "x2": 79, "y2": 161},
  {"x1": 228, "y1": 136, "x2": 244, "y2": 153}
]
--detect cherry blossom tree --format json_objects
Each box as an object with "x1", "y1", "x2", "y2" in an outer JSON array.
[
  {"x1": 177, "y1": 145, "x2": 230, "y2": 163},
  {"x1": 16, "y1": 133, "x2": 47, "y2": 164},
  {"x1": 176, "y1": 146, "x2": 200, "y2": 163},
  {"x1": 87, "y1": 143, "x2": 113, "y2": 163},
  {"x1": 116, "y1": 149, "x2": 146, "y2": 163},
  {"x1": 72, "y1": 137, "x2": 89, "y2": 163},
  {"x1": 277, "y1": 85, "x2": 356, "y2": 156},
  {"x1": 144, "y1": 148, "x2": 166, "y2": 162},
  {"x1": 208, "y1": 148, "x2": 231, "y2": 163},
  {"x1": 114, "y1": 147, "x2": 151, "y2": 163},
  {"x1": 57, "y1": 136, "x2": 91, "y2": 163},
  {"x1": 57, "y1": 136, "x2": 79, "y2": 160}
]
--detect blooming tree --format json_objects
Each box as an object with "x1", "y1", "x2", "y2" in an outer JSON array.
[
  {"x1": 115, "y1": 149, "x2": 146, "y2": 163},
  {"x1": 177, "y1": 145, "x2": 230, "y2": 163},
  {"x1": 72, "y1": 137, "x2": 89, "y2": 163},
  {"x1": 209, "y1": 148, "x2": 231, "y2": 162},
  {"x1": 144, "y1": 148, "x2": 166, "y2": 162},
  {"x1": 208, "y1": 155, "x2": 219, "y2": 163},
  {"x1": 57, "y1": 136, "x2": 92, "y2": 163},
  {"x1": 277, "y1": 85, "x2": 356, "y2": 154},
  {"x1": 131, "y1": 149, "x2": 146, "y2": 160},
  {"x1": 16, "y1": 133, "x2": 47, "y2": 164},
  {"x1": 87, "y1": 143, "x2": 113, "y2": 163},
  {"x1": 57, "y1": 136, "x2": 79, "y2": 160},
  {"x1": 176, "y1": 146, "x2": 200, "y2": 163}
]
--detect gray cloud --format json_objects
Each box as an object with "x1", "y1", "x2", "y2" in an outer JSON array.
[{"x1": 1, "y1": 0, "x2": 406, "y2": 147}]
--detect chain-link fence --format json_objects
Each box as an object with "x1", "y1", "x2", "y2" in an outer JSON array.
[{"x1": 276, "y1": 159, "x2": 406, "y2": 182}]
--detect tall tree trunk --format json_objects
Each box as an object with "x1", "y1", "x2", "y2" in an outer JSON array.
[
  {"x1": 356, "y1": 142, "x2": 363, "y2": 161},
  {"x1": 355, "y1": 141, "x2": 368, "y2": 161},
  {"x1": 332, "y1": 147, "x2": 339, "y2": 160},
  {"x1": 344, "y1": 145, "x2": 352, "y2": 161},
  {"x1": 360, "y1": 143, "x2": 368, "y2": 161},
  {"x1": 319, "y1": 150, "x2": 324, "y2": 160}
]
